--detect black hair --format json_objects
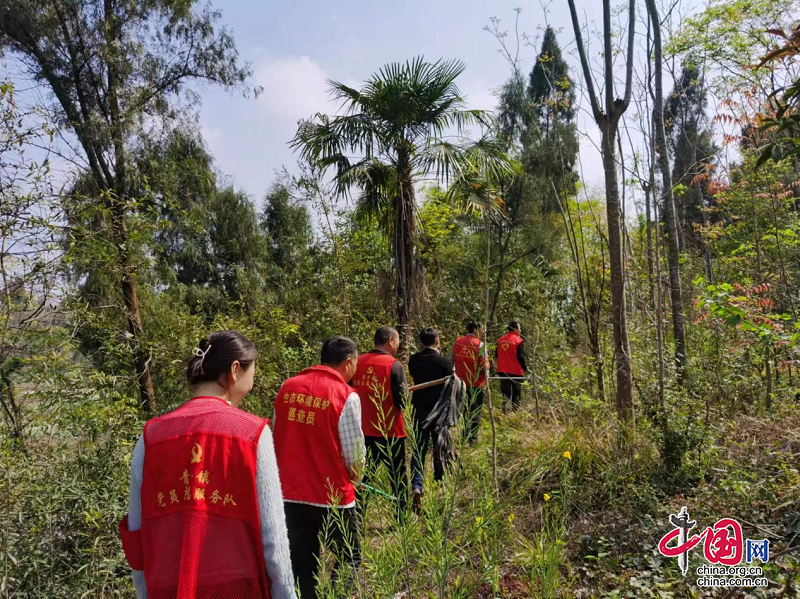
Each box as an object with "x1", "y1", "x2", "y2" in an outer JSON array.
[
  {"x1": 374, "y1": 326, "x2": 398, "y2": 346},
  {"x1": 321, "y1": 335, "x2": 358, "y2": 365},
  {"x1": 467, "y1": 321, "x2": 482, "y2": 334},
  {"x1": 508, "y1": 320, "x2": 521, "y2": 332},
  {"x1": 419, "y1": 327, "x2": 440, "y2": 347},
  {"x1": 187, "y1": 330, "x2": 256, "y2": 386}
]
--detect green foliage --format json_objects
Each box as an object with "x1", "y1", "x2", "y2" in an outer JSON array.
[
  {"x1": 4, "y1": 3, "x2": 800, "y2": 596},
  {"x1": 664, "y1": 62, "x2": 718, "y2": 246},
  {"x1": 291, "y1": 56, "x2": 514, "y2": 336},
  {"x1": 756, "y1": 24, "x2": 800, "y2": 168}
]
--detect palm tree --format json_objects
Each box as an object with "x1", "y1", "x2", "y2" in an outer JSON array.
[{"x1": 291, "y1": 57, "x2": 513, "y2": 354}]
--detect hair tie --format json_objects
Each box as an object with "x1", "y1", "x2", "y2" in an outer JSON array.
[{"x1": 192, "y1": 344, "x2": 212, "y2": 362}]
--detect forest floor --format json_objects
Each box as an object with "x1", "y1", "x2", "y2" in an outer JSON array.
[
  {"x1": 359, "y1": 398, "x2": 800, "y2": 597},
  {"x1": 565, "y1": 410, "x2": 800, "y2": 597}
]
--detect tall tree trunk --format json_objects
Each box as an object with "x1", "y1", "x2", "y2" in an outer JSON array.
[
  {"x1": 483, "y1": 212, "x2": 499, "y2": 498},
  {"x1": 111, "y1": 215, "x2": 156, "y2": 412},
  {"x1": 553, "y1": 180, "x2": 605, "y2": 400},
  {"x1": 645, "y1": 183, "x2": 656, "y2": 307},
  {"x1": 646, "y1": 0, "x2": 688, "y2": 377},
  {"x1": 394, "y1": 148, "x2": 417, "y2": 361},
  {"x1": 488, "y1": 225, "x2": 513, "y2": 326},
  {"x1": 568, "y1": 0, "x2": 636, "y2": 424},
  {"x1": 105, "y1": 0, "x2": 155, "y2": 412},
  {"x1": 653, "y1": 159, "x2": 667, "y2": 427},
  {"x1": 602, "y1": 123, "x2": 634, "y2": 421},
  {"x1": 588, "y1": 302, "x2": 605, "y2": 401}
]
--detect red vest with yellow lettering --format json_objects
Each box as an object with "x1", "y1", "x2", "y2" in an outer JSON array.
[
  {"x1": 272, "y1": 365, "x2": 355, "y2": 506},
  {"x1": 121, "y1": 396, "x2": 270, "y2": 599},
  {"x1": 353, "y1": 352, "x2": 406, "y2": 438},
  {"x1": 453, "y1": 335, "x2": 489, "y2": 387},
  {"x1": 496, "y1": 331, "x2": 524, "y2": 376}
]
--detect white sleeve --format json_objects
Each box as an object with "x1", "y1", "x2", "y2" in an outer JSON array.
[
  {"x1": 337, "y1": 392, "x2": 365, "y2": 476},
  {"x1": 128, "y1": 435, "x2": 147, "y2": 599},
  {"x1": 256, "y1": 426, "x2": 297, "y2": 599}
]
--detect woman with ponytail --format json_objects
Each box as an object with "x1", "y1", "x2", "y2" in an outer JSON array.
[{"x1": 120, "y1": 330, "x2": 296, "y2": 598}]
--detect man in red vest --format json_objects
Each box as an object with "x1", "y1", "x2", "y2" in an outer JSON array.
[
  {"x1": 352, "y1": 326, "x2": 408, "y2": 517},
  {"x1": 495, "y1": 320, "x2": 527, "y2": 412},
  {"x1": 272, "y1": 336, "x2": 365, "y2": 598},
  {"x1": 452, "y1": 321, "x2": 489, "y2": 444}
]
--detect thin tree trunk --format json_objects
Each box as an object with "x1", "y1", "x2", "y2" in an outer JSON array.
[
  {"x1": 653, "y1": 161, "x2": 667, "y2": 425},
  {"x1": 568, "y1": 0, "x2": 636, "y2": 423},
  {"x1": 531, "y1": 293, "x2": 540, "y2": 419},
  {"x1": 553, "y1": 182, "x2": 605, "y2": 399},
  {"x1": 645, "y1": 184, "x2": 656, "y2": 307},
  {"x1": 693, "y1": 150, "x2": 714, "y2": 282},
  {"x1": 395, "y1": 149, "x2": 416, "y2": 362},
  {"x1": 602, "y1": 124, "x2": 634, "y2": 421},
  {"x1": 106, "y1": 0, "x2": 155, "y2": 412},
  {"x1": 765, "y1": 347, "x2": 772, "y2": 411},
  {"x1": 488, "y1": 226, "x2": 513, "y2": 326},
  {"x1": 483, "y1": 212, "x2": 499, "y2": 499},
  {"x1": 646, "y1": 0, "x2": 687, "y2": 377},
  {"x1": 0, "y1": 371, "x2": 24, "y2": 442}
]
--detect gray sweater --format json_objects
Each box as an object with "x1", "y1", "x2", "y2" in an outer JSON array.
[{"x1": 127, "y1": 425, "x2": 296, "y2": 598}]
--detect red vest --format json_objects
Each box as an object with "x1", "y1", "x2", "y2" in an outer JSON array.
[
  {"x1": 122, "y1": 396, "x2": 270, "y2": 599},
  {"x1": 353, "y1": 351, "x2": 406, "y2": 438},
  {"x1": 497, "y1": 331, "x2": 524, "y2": 376},
  {"x1": 273, "y1": 365, "x2": 356, "y2": 506},
  {"x1": 453, "y1": 335, "x2": 488, "y2": 387}
]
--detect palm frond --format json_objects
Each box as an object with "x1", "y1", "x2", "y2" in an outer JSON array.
[
  {"x1": 290, "y1": 112, "x2": 381, "y2": 172},
  {"x1": 416, "y1": 140, "x2": 467, "y2": 184},
  {"x1": 445, "y1": 172, "x2": 509, "y2": 221},
  {"x1": 462, "y1": 135, "x2": 520, "y2": 183},
  {"x1": 349, "y1": 159, "x2": 397, "y2": 235},
  {"x1": 328, "y1": 81, "x2": 364, "y2": 113}
]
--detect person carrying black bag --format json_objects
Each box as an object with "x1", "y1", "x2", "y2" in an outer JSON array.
[{"x1": 407, "y1": 328, "x2": 453, "y2": 512}]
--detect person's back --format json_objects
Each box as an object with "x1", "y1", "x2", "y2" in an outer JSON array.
[
  {"x1": 139, "y1": 397, "x2": 269, "y2": 597},
  {"x1": 495, "y1": 321, "x2": 527, "y2": 412},
  {"x1": 272, "y1": 335, "x2": 365, "y2": 598},
  {"x1": 453, "y1": 329, "x2": 488, "y2": 389},
  {"x1": 407, "y1": 328, "x2": 452, "y2": 511},
  {"x1": 496, "y1": 327, "x2": 525, "y2": 376},
  {"x1": 453, "y1": 321, "x2": 488, "y2": 444},
  {"x1": 352, "y1": 326, "x2": 409, "y2": 517},
  {"x1": 353, "y1": 326, "x2": 406, "y2": 439},
  {"x1": 120, "y1": 330, "x2": 296, "y2": 599},
  {"x1": 273, "y1": 363, "x2": 356, "y2": 506},
  {"x1": 408, "y1": 347, "x2": 452, "y2": 416}
]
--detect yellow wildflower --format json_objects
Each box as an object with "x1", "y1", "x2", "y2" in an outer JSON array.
[
  {"x1": 563, "y1": 450, "x2": 572, "y2": 460},
  {"x1": 475, "y1": 516, "x2": 483, "y2": 525},
  {"x1": 544, "y1": 493, "x2": 551, "y2": 502},
  {"x1": 508, "y1": 513, "x2": 515, "y2": 524}
]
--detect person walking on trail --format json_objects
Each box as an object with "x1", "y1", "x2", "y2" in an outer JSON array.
[
  {"x1": 120, "y1": 330, "x2": 296, "y2": 599},
  {"x1": 272, "y1": 336, "x2": 365, "y2": 599},
  {"x1": 407, "y1": 327, "x2": 453, "y2": 512},
  {"x1": 453, "y1": 321, "x2": 489, "y2": 444},
  {"x1": 352, "y1": 326, "x2": 408, "y2": 517},
  {"x1": 495, "y1": 320, "x2": 528, "y2": 412}
]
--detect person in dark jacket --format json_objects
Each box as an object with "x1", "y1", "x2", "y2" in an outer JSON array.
[{"x1": 407, "y1": 328, "x2": 453, "y2": 512}]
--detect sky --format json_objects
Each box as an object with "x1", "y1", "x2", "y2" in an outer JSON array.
[{"x1": 195, "y1": 0, "x2": 612, "y2": 207}]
